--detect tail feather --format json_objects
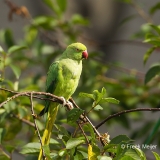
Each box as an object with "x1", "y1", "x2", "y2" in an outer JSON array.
[{"x1": 38, "y1": 104, "x2": 59, "y2": 160}]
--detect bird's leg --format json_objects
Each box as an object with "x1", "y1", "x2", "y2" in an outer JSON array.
[
  {"x1": 60, "y1": 96, "x2": 67, "y2": 106},
  {"x1": 60, "y1": 97, "x2": 74, "y2": 110},
  {"x1": 66, "y1": 100, "x2": 74, "y2": 109}
]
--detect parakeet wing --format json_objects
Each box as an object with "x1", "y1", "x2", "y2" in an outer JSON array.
[{"x1": 39, "y1": 62, "x2": 59, "y2": 116}]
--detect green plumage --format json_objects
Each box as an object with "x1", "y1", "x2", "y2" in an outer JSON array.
[{"x1": 38, "y1": 42, "x2": 88, "y2": 159}]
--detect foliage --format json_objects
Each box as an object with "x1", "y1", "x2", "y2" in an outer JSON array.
[{"x1": 0, "y1": 0, "x2": 160, "y2": 159}]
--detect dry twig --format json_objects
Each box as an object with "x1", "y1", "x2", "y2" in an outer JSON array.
[
  {"x1": 30, "y1": 92, "x2": 46, "y2": 160},
  {"x1": 96, "y1": 108, "x2": 160, "y2": 129}
]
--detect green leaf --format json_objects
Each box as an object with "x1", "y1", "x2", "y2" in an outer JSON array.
[
  {"x1": 93, "y1": 90, "x2": 103, "y2": 104},
  {"x1": 145, "y1": 33, "x2": 156, "y2": 39},
  {"x1": 93, "y1": 104, "x2": 103, "y2": 111},
  {"x1": 10, "y1": 64, "x2": 21, "y2": 79},
  {"x1": 134, "y1": 148, "x2": 146, "y2": 160},
  {"x1": 66, "y1": 138, "x2": 85, "y2": 149},
  {"x1": 0, "y1": 46, "x2": 6, "y2": 55},
  {"x1": 25, "y1": 27, "x2": 38, "y2": 45},
  {"x1": 149, "y1": 24, "x2": 160, "y2": 35},
  {"x1": 152, "y1": 151, "x2": 160, "y2": 160},
  {"x1": 101, "y1": 87, "x2": 106, "y2": 96},
  {"x1": 43, "y1": 0, "x2": 56, "y2": 12},
  {"x1": 121, "y1": 156, "x2": 135, "y2": 160},
  {"x1": 8, "y1": 45, "x2": 27, "y2": 54},
  {"x1": 84, "y1": 124, "x2": 95, "y2": 142},
  {"x1": 110, "y1": 135, "x2": 132, "y2": 144},
  {"x1": 79, "y1": 92, "x2": 94, "y2": 100},
  {"x1": 144, "y1": 38, "x2": 160, "y2": 46},
  {"x1": 150, "y1": 2, "x2": 160, "y2": 15},
  {"x1": 100, "y1": 97, "x2": 119, "y2": 104},
  {"x1": 4, "y1": 29, "x2": 15, "y2": 48},
  {"x1": 0, "y1": 109, "x2": 5, "y2": 114},
  {"x1": 71, "y1": 14, "x2": 89, "y2": 25},
  {"x1": 0, "y1": 128, "x2": 5, "y2": 144},
  {"x1": 73, "y1": 151, "x2": 84, "y2": 160},
  {"x1": 103, "y1": 143, "x2": 117, "y2": 152},
  {"x1": 43, "y1": 145, "x2": 50, "y2": 157},
  {"x1": 132, "y1": 23, "x2": 152, "y2": 39},
  {"x1": 143, "y1": 46, "x2": 156, "y2": 65},
  {"x1": 145, "y1": 64, "x2": 160, "y2": 84},
  {"x1": 56, "y1": 0, "x2": 67, "y2": 13},
  {"x1": 32, "y1": 16, "x2": 58, "y2": 29},
  {"x1": 58, "y1": 149, "x2": 67, "y2": 157},
  {"x1": 67, "y1": 108, "x2": 84, "y2": 123},
  {"x1": 20, "y1": 142, "x2": 40, "y2": 154},
  {"x1": 43, "y1": 0, "x2": 61, "y2": 16},
  {"x1": 5, "y1": 145, "x2": 15, "y2": 153},
  {"x1": 98, "y1": 155, "x2": 112, "y2": 160},
  {"x1": 50, "y1": 138, "x2": 60, "y2": 145}
]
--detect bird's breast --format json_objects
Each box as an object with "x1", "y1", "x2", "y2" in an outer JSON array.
[{"x1": 55, "y1": 61, "x2": 82, "y2": 99}]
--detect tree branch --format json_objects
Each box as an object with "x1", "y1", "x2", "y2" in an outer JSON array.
[
  {"x1": 96, "y1": 108, "x2": 160, "y2": 129},
  {"x1": 11, "y1": 114, "x2": 35, "y2": 127},
  {"x1": 130, "y1": 0, "x2": 153, "y2": 23},
  {"x1": 30, "y1": 92, "x2": 46, "y2": 160},
  {"x1": 69, "y1": 98, "x2": 106, "y2": 146},
  {"x1": 77, "y1": 122, "x2": 90, "y2": 145}
]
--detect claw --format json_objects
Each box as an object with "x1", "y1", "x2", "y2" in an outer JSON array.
[
  {"x1": 66, "y1": 100, "x2": 74, "y2": 109},
  {"x1": 60, "y1": 97, "x2": 73, "y2": 109},
  {"x1": 60, "y1": 97, "x2": 67, "y2": 106}
]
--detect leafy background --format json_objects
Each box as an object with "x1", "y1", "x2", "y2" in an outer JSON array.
[{"x1": 0, "y1": 0, "x2": 160, "y2": 159}]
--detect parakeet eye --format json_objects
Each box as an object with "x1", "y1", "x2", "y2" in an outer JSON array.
[{"x1": 76, "y1": 48, "x2": 80, "y2": 51}]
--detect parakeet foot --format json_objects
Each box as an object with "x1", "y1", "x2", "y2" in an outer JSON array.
[
  {"x1": 60, "y1": 97, "x2": 73, "y2": 109},
  {"x1": 60, "y1": 96, "x2": 67, "y2": 106},
  {"x1": 66, "y1": 100, "x2": 74, "y2": 109}
]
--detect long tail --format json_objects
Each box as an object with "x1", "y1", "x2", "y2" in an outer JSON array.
[{"x1": 38, "y1": 103, "x2": 59, "y2": 160}]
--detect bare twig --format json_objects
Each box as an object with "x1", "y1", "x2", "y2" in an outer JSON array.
[
  {"x1": 130, "y1": 0, "x2": 152, "y2": 23},
  {"x1": 0, "y1": 89, "x2": 67, "y2": 108},
  {"x1": 0, "y1": 146, "x2": 10, "y2": 159},
  {"x1": 96, "y1": 108, "x2": 160, "y2": 129},
  {"x1": 30, "y1": 92, "x2": 46, "y2": 160},
  {"x1": 69, "y1": 98, "x2": 106, "y2": 146},
  {"x1": 77, "y1": 122, "x2": 90, "y2": 145},
  {"x1": 11, "y1": 114, "x2": 35, "y2": 127}
]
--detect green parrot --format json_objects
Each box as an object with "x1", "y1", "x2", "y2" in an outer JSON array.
[{"x1": 38, "y1": 42, "x2": 88, "y2": 159}]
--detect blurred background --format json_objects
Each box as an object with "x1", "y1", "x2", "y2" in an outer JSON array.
[{"x1": 0, "y1": 0, "x2": 160, "y2": 159}]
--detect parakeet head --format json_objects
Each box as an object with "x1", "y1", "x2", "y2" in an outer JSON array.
[{"x1": 63, "y1": 42, "x2": 88, "y2": 60}]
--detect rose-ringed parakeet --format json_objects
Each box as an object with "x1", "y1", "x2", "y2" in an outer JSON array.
[{"x1": 38, "y1": 42, "x2": 88, "y2": 159}]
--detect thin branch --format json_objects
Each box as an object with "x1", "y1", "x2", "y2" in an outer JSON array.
[
  {"x1": 69, "y1": 98, "x2": 106, "y2": 146},
  {"x1": 77, "y1": 122, "x2": 90, "y2": 145},
  {"x1": 0, "y1": 87, "x2": 19, "y2": 94},
  {"x1": 0, "y1": 88, "x2": 56, "y2": 102},
  {"x1": 0, "y1": 89, "x2": 67, "y2": 108},
  {"x1": 30, "y1": 92, "x2": 46, "y2": 160},
  {"x1": 11, "y1": 114, "x2": 35, "y2": 127},
  {"x1": 130, "y1": 0, "x2": 153, "y2": 23},
  {"x1": 0, "y1": 146, "x2": 10, "y2": 159},
  {"x1": 96, "y1": 108, "x2": 160, "y2": 129}
]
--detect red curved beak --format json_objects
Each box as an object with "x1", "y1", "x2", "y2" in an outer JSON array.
[{"x1": 82, "y1": 50, "x2": 88, "y2": 59}]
